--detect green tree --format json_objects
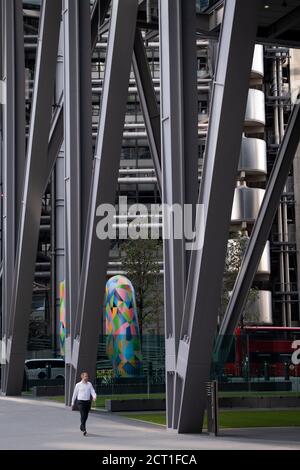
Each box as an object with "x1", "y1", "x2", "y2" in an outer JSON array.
[
  {"x1": 120, "y1": 239, "x2": 163, "y2": 339},
  {"x1": 220, "y1": 232, "x2": 259, "y2": 325}
]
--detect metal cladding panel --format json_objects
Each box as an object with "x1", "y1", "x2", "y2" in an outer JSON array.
[
  {"x1": 257, "y1": 241, "x2": 271, "y2": 275},
  {"x1": 245, "y1": 89, "x2": 266, "y2": 126},
  {"x1": 251, "y1": 44, "x2": 264, "y2": 78},
  {"x1": 231, "y1": 186, "x2": 265, "y2": 223},
  {"x1": 243, "y1": 290, "x2": 273, "y2": 325},
  {"x1": 239, "y1": 137, "x2": 267, "y2": 175}
]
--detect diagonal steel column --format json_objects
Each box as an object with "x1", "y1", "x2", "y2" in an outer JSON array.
[
  {"x1": 159, "y1": 0, "x2": 187, "y2": 430},
  {"x1": 1, "y1": 0, "x2": 25, "y2": 392},
  {"x1": 181, "y1": 0, "x2": 199, "y2": 253},
  {"x1": 159, "y1": 0, "x2": 198, "y2": 431},
  {"x1": 216, "y1": 101, "x2": 300, "y2": 357},
  {"x1": 63, "y1": 0, "x2": 93, "y2": 405},
  {"x1": 77, "y1": 4, "x2": 93, "y2": 250},
  {"x1": 172, "y1": 0, "x2": 199, "y2": 431},
  {"x1": 0, "y1": 0, "x2": 110, "y2": 395},
  {"x1": 176, "y1": 0, "x2": 260, "y2": 433},
  {"x1": 70, "y1": 0, "x2": 138, "y2": 387},
  {"x1": 133, "y1": 29, "x2": 162, "y2": 194},
  {"x1": 13, "y1": 1, "x2": 26, "y2": 234},
  {"x1": 4, "y1": 0, "x2": 62, "y2": 396},
  {"x1": 45, "y1": 1, "x2": 109, "y2": 190}
]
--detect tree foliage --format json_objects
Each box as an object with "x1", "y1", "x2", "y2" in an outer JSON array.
[
  {"x1": 120, "y1": 239, "x2": 163, "y2": 337},
  {"x1": 220, "y1": 233, "x2": 259, "y2": 324}
]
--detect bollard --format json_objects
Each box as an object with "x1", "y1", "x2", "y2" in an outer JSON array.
[{"x1": 206, "y1": 380, "x2": 219, "y2": 436}]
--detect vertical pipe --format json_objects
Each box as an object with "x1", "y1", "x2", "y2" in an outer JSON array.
[
  {"x1": 146, "y1": 0, "x2": 151, "y2": 24},
  {"x1": 50, "y1": 175, "x2": 57, "y2": 353},
  {"x1": 51, "y1": 22, "x2": 64, "y2": 359},
  {"x1": 278, "y1": 56, "x2": 292, "y2": 326},
  {"x1": 273, "y1": 54, "x2": 287, "y2": 326},
  {"x1": 55, "y1": 150, "x2": 65, "y2": 358},
  {"x1": 273, "y1": 56, "x2": 280, "y2": 146},
  {"x1": 290, "y1": 49, "x2": 300, "y2": 326},
  {"x1": 278, "y1": 204, "x2": 286, "y2": 326},
  {"x1": 55, "y1": 22, "x2": 65, "y2": 370}
]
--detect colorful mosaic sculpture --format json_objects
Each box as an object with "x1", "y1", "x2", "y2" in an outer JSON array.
[
  {"x1": 59, "y1": 281, "x2": 66, "y2": 357},
  {"x1": 105, "y1": 275, "x2": 142, "y2": 377}
]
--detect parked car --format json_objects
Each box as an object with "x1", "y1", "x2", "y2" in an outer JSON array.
[{"x1": 24, "y1": 358, "x2": 65, "y2": 381}]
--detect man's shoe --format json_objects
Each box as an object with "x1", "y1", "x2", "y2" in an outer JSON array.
[
  {"x1": 80, "y1": 424, "x2": 84, "y2": 432},
  {"x1": 83, "y1": 431, "x2": 87, "y2": 436}
]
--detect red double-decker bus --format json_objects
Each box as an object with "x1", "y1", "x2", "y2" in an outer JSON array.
[{"x1": 225, "y1": 326, "x2": 300, "y2": 378}]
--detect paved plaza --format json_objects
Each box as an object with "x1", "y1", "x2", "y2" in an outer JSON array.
[{"x1": 0, "y1": 397, "x2": 299, "y2": 450}]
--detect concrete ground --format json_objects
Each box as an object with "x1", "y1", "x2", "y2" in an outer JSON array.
[{"x1": 0, "y1": 396, "x2": 299, "y2": 450}]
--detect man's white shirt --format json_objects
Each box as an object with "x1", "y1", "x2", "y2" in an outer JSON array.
[{"x1": 71, "y1": 381, "x2": 97, "y2": 405}]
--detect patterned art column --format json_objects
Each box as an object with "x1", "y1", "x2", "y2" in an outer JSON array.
[{"x1": 105, "y1": 275, "x2": 142, "y2": 377}]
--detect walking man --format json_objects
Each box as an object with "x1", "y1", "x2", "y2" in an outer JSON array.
[{"x1": 71, "y1": 371, "x2": 97, "y2": 436}]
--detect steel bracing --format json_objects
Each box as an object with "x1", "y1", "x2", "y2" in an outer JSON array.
[
  {"x1": 175, "y1": 0, "x2": 260, "y2": 433},
  {"x1": 68, "y1": 0, "x2": 139, "y2": 399},
  {"x1": 216, "y1": 101, "x2": 300, "y2": 360},
  {"x1": 133, "y1": 28, "x2": 162, "y2": 195},
  {"x1": 1, "y1": 0, "x2": 25, "y2": 392},
  {"x1": 159, "y1": 0, "x2": 199, "y2": 430},
  {"x1": 3, "y1": 0, "x2": 62, "y2": 395},
  {"x1": 63, "y1": 0, "x2": 93, "y2": 405},
  {"x1": 1, "y1": 0, "x2": 300, "y2": 434}
]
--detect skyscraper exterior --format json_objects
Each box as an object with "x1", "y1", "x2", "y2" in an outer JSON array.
[
  {"x1": 2, "y1": 0, "x2": 300, "y2": 433},
  {"x1": 18, "y1": 2, "x2": 300, "y2": 360}
]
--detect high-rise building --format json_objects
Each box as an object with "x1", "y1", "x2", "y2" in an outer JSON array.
[
  {"x1": 18, "y1": 1, "x2": 300, "y2": 361},
  {"x1": 1, "y1": 0, "x2": 300, "y2": 434}
]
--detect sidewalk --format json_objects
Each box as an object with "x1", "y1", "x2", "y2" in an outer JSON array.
[{"x1": 0, "y1": 396, "x2": 299, "y2": 450}]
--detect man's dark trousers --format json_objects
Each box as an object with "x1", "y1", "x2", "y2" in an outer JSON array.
[{"x1": 77, "y1": 400, "x2": 91, "y2": 431}]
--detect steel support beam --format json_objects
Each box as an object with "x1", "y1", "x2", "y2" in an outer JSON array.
[
  {"x1": 70, "y1": 0, "x2": 138, "y2": 386},
  {"x1": 159, "y1": 0, "x2": 187, "y2": 430},
  {"x1": 63, "y1": 0, "x2": 93, "y2": 405},
  {"x1": 4, "y1": 0, "x2": 62, "y2": 396},
  {"x1": 173, "y1": 0, "x2": 199, "y2": 430},
  {"x1": 181, "y1": 0, "x2": 199, "y2": 272},
  {"x1": 267, "y1": 5, "x2": 300, "y2": 39},
  {"x1": 46, "y1": 94, "x2": 64, "y2": 186},
  {"x1": 92, "y1": 0, "x2": 111, "y2": 50},
  {"x1": 216, "y1": 101, "x2": 300, "y2": 357},
  {"x1": 159, "y1": 0, "x2": 199, "y2": 430},
  {"x1": 133, "y1": 28, "x2": 162, "y2": 195},
  {"x1": 46, "y1": 1, "x2": 109, "y2": 190},
  {"x1": 176, "y1": 0, "x2": 260, "y2": 433},
  {"x1": 0, "y1": 0, "x2": 108, "y2": 394},
  {"x1": 1, "y1": 0, "x2": 25, "y2": 392}
]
